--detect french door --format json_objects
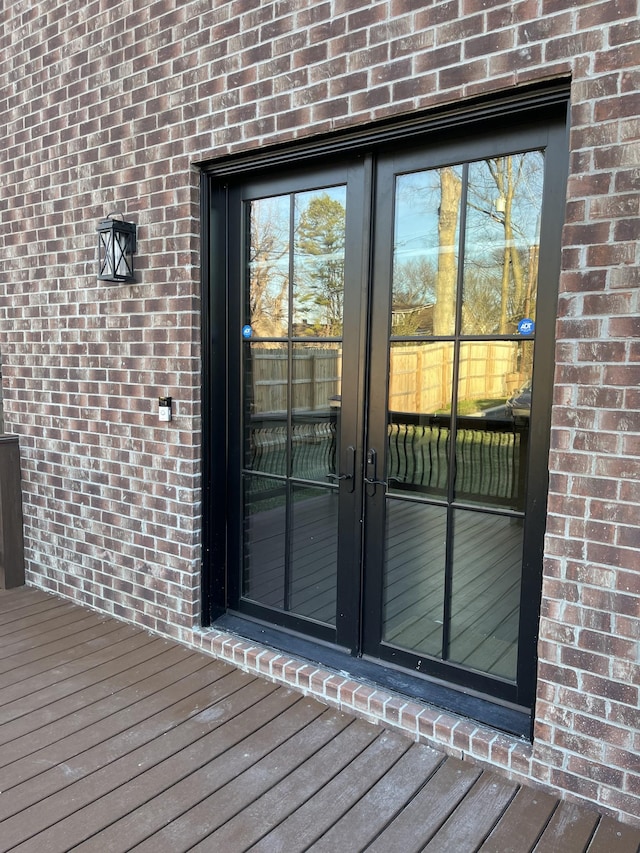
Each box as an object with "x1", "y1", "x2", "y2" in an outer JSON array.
[{"x1": 208, "y1": 109, "x2": 567, "y2": 717}]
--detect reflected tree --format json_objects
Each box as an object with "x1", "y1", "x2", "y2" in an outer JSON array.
[
  {"x1": 434, "y1": 167, "x2": 462, "y2": 336},
  {"x1": 489, "y1": 156, "x2": 526, "y2": 334},
  {"x1": 295, "y1": 193, "x2": 346, "y2": 335},
  {"x1": 391, "y1": 257, "x2": 436, "y2": 334},
  {"x1": 465, "y1": 154, "x2": 543, "y2": 335}
]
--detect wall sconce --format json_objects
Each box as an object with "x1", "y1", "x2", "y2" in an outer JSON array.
[{"x1": 97, "y1": 214, "x2": 137, "y2": 283}]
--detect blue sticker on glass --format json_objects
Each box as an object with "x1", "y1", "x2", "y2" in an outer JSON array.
[
  {"x1": 518, "y1": 318, "x2": 535, "y2": 336},
  {"x1": 242, "y1": 325, "x2": 252, "y2": 339}
]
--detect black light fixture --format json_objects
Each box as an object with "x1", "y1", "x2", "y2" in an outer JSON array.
[{"x1": 97, "y1": 214, "x2": 137, "y2": 283}]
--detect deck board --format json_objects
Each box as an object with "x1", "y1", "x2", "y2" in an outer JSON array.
[
  {"x1": 77, "y1": 690, "x2": 318, "y2": 852},
  {"x1": 0, "y1": 644, "x2": 201, "y2": 780},
  {"x1": 0, "y1": 668, "x2": 251, "y2": 848},
  {"x1": 0, "y1": 587, "x2": 638, "y2": 852},
  {"x1": 366, "y1": 757, "x2": 482, "y2": 853},
  {"x1": 532, "y1": 801, "x2": 600, "y2": 853},
  {"x1": 308, "y1": 741, "x2": 444, "y2": 852},
  {"x1": 131, "y1": 708, "x2": 358, "y2": 852},
  {"x1": 0, "y1": 630, "x2": 160, "y2": 719},
  {"x1": 197, "y1": 719, "x2": 389, "y2": 851},
  {"x1": 0, "y1": 621, "x2": 142, "y2": 689},
  {"x1": 587, "y1": 816, "x2": 640, "y2": 853},
  {"x1": 249, "y1": 728, "x2": 419, "y2": 852},
  {"x1": 421, "y1": 772, "x2": 519, "y2": 851},
  {"x1": 10, "y1": 678, "x2": 283, "y2": 853},
  {"x1": 478, "y1": 785, "x2": 559, "y2": 852}
]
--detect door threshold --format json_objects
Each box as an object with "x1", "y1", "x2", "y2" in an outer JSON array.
[{"x1": 213, "y1": 612, "x2": 532, "y2": 739}]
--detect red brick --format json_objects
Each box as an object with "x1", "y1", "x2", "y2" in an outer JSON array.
[
  {"x1": 582, "y1": 674, "x2": 637, "y2": 706},
  {"x1": 609, "y1": 19, "x2": 640, "y2": 46},
  {"x1": 438, "y1": 59, "x2": 488, "y2": 90}
]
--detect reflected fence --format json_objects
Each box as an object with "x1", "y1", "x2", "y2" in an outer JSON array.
[
  {"x1": 248, "y1": 343, "x2": 524, "y2": 415},
  {"x1": 245, "y1": 346, "x2": 528, "y2": 510}
]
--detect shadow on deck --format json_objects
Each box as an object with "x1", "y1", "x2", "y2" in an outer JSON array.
[{"x1": 0, "y1": 586, "x2": 638, "y2": 852}]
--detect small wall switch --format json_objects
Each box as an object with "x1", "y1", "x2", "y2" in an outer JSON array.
[{"x1": 159, "y1": 396, "x2": 172, "y2": 422}]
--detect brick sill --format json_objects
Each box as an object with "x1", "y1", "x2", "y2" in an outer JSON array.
[{"x1": 191, "y1": 617, "x2": 535, "y2": 784}]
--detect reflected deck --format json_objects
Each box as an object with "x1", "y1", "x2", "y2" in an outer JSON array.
[{"x1": 244, "y1": 493, "x2": 522, "y2": 679}]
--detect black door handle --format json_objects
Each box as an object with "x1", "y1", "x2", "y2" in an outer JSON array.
[{"x1": 328, "y1": 445, "x2": 356, "y2": 492}]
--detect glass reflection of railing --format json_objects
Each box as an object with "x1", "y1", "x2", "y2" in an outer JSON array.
[
  {"x1": 246, "y1": 411, "x2": 527, "y2": 511},
  {"x1": 246, "y1": 411, "x2": 337, "y2": 499},
  {"x1": 388, "y1": 413, "x2": 528, "y2": 510}
]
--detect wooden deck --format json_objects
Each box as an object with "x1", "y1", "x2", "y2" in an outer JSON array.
[{"x1": 1, "y1": 586, "x2": 639, "y2": 852}]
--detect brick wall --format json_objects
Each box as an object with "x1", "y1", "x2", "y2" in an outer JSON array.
[{"x1": 0, "y1": 0, "x2": 638, "y2": 824}]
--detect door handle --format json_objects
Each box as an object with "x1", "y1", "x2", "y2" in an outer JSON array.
[
  {"x1": 364, "y1": 448, "x2": 387, "y2": 490},
  {"x1": 328, "y1": 445, "x2": 356, "y2": 492}
]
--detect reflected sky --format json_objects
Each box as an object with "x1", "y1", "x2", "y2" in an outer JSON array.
[{"x1": 392, "y1": 153, "x2": 544, "y2": 337}]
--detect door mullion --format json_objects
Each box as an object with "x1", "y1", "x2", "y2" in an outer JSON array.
[
  {"x1": 333, "y1": 157, "x2": 371, "y2": 652},
  {"x1": 356, "y1": 153, "x2": 375, "y2": 655},
  {"x1": 360, "y1": 152, "x2": 396, "y2": 657}
]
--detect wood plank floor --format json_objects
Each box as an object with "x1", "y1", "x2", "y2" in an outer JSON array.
[{"x1": 0, "y1": 586, "x2": 638, "y2": 853}]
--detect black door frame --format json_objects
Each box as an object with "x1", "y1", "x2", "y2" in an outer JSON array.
[{"x1": 200, "y1": 82, "x2": 569, "y2": 736}]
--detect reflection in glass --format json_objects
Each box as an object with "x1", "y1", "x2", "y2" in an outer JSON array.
[
  {"x1": 289, "y1": 484, "x2": 338, "y2": 625},
  {"x1": 242, "y1": 474, "x2": 287, "y2": 608},
  {"x1": 242, "y1": 184, "x2": 347, "y2": 628},
  {"x1": 454, "y1": 341, "x2": 533, "y2": 509},
  {"x1": 382, "y1": 500, "x2": 446, "y2": 657},
  {"x1": 462, "y1": 153, "x2": 543, "y2": 335},
  {"x1": 247, "y1": 195, "x2": 290, "y2": 337},
  {"x1": 242, "y1": 477, "x2": 338, "y2": 627},
  {"x1": 293, "y1": 187, "x2": 347, "y2": 337},
  {"x1": 243, "y1": 341, "x2": 288, "y2": 477},
  {"x1": 393, "y1": 167, "x2": 462, "y2": 337},
  {"x1": 456, "y1": 340, "x2": 533, "y2": 419},
  {"x1": 291, "y1": 343, "x2": 342, "y2": 481},
  {"x1": 449, "y1": 509, "x2": 522, "y2": 680},
  {"x1": 386, "y1": 341, "x2": 454, "y2": 496}
]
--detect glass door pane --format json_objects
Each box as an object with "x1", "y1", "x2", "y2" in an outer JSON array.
[
  {"x1": 448, "y1": 509, "x2": 523, "y2": 680},
  {"x1": 241, "y1": 185, "x2": 347, "y2": 628}
]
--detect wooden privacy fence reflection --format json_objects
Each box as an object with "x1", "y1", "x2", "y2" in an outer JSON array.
[
  {"x1": 246, "y1": 411, "x2": 528, "y2": 510},
  {"x1": 248, "y1": 343, "x2": 523, "y2": 416}
]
